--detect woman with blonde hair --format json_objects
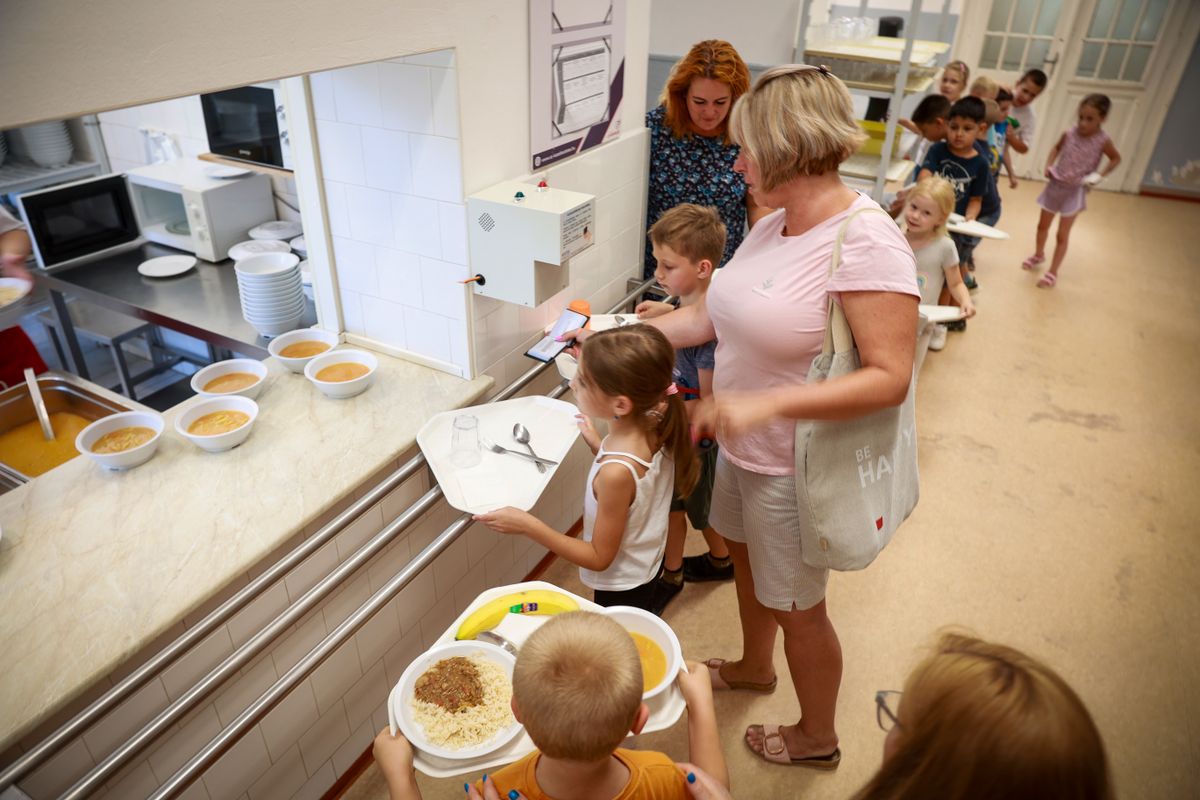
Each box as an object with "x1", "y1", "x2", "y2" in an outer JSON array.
[
  {"x1": 862, "y1": 633, "x2": 1112, "y2": 800},
  {"x1": 603, "y1": 64, "x2": 921, "y2": 769},
  {"x1": 644, "y1": 40, "x2": 766, "y2": 279}
]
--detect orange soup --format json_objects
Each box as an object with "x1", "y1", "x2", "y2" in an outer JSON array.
[
  {"x1": 315, "y1": 362, "x2": 370, "y2": 382},
  {"x1": 629, "y1": 632, "x2": 667, "y2": 692},
  {"x1": 279, "y1": 341, "x2": 331, "y2": 358},
  {"x1": 0, "y1": 411, "x2": 92, "y2": 476},
  {"x1": 91, "y1": 426, "x2": 156, "y2": 454},
  {"x1": 187, "y1": 410, "x2": 250, "y2": 436},
  {"x1": 203, "y1": 372, "x2": 260, "y2": 393}
]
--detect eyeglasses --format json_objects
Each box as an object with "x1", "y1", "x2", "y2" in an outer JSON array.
[{"x1": 875, "y1": 690, "x2": 903, "y2": 732}]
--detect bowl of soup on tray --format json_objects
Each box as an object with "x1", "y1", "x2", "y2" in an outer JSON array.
[
  {"x1": 267, "y1": 328, "x2": 340, "y2": 373},
  {"x1": 304, "y1": 349, "x2": 377, "y2": 399},
  {"x1": 190, "y1": 358, "x2": 269, "y2": 399},
  {"x1": 175, "y1": 396, "x2": 259, "y2": 453},
  {"x1": 76, "y1": 410, "x2": 165, "y2": 470},
  {"x1": 602, "y1": 606, "x2": 683, "y2": 699}
]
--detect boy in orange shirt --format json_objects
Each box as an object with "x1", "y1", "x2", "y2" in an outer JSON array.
[{"x1": 374, "y1": 611, "x2": 727, "y2": 800}]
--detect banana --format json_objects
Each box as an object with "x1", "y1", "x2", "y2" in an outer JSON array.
[{"x1": 455, "y1": 589, "x2": 580, "y2": 640}]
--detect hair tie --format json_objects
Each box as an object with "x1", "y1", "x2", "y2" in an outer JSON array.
[{"x1": 666, "y1": 383, "x2": 679, "y2": 396}]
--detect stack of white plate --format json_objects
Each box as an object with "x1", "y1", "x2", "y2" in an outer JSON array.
[
  {"x1": 8, "y1": 122, "x2": 73, "y2": 168},
  {"x1": 235, "y1": 253, "x2": 305, "y2": 337}
]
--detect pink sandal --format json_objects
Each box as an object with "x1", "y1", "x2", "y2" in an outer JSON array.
[
  {"x1": 1022, "y1": 254, "x2": 1044, "y2": 270},
  {"x1": 1037, "y1": 271, "x2": 1058, "y2": 288},
  {"x1": 745, "y1": 724, "x2": 841, "y2": 770}
]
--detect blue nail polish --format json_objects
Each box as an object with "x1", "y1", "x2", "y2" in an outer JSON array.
[
  {"x1": 687, "y1": 772, "x2": 696, "y2": 784},
  {"x1": 482, "y1": 774, "x2": 488, "y2": 783},
  {"x1": 464, "y1": 782, "x2": 469, "y2": 792},
  {"x1": 509, "y1": 791, "x2": 520, "y2": 800}
]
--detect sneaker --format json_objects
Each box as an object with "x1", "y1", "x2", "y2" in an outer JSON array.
[
  {"x1": 682, "y1": 552, "x2": 734, "y2": 582},
  {"x1": 964, "y1": 274, "x2": 979, "y2": 291},
  {"x1": 945, "y1": 318, "x2": 967, "y2": 333},
  {"x1": 928, "y1": 324, "x2": 948, "y2": 351},
  {"x1": 649, "y1": 574, "x2": 684, "y2": 615}
]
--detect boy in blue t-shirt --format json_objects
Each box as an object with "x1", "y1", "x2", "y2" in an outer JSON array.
[
  {"x1": 919, "y1": 96, "x2": 999, "y2": 291},
  {"x1": 634, "y1": 204, "x2": 730, "y2": 613}
]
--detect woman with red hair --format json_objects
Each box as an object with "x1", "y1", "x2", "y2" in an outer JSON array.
[{"x1": 644, "y1": 40, "x2": 766, "y2": 280}]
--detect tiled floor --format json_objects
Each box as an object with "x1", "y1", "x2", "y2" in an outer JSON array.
[{"x1": 345, "y1": 182, "x2": 1200, "y2": 799}]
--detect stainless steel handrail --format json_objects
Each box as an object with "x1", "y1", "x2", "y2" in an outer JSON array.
[{"x1": 55, "y1": 278, "x2": 654, "y2": 799}]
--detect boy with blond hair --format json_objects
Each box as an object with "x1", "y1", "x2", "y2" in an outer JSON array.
[
  {"x1": 635, "y1": 204, "x2": 732, "y2": 612},
  {"x1": 372, "y1": 612, "x2": 726, "y2": 800}
]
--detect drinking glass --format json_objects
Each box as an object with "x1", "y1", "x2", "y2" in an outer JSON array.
[{"x1": 450, "y1": 414, "x2": 481, "y2": 468}]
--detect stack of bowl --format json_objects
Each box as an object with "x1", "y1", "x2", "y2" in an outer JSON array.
[
  {"x1": 235, "y1": 252, "x2": 305, "y2": 337},
  {"x1": 8, "y1": 122, "x2": 74, "y2": 168}
]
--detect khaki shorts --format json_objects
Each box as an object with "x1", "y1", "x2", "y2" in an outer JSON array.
[{"x1": 709, "y1": 453, "x2": 829, "y2": 611}]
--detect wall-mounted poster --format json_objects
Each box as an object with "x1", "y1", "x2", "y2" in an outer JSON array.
[{"x1": 530, "y1": 0, "x2": 626, "y2": 170}]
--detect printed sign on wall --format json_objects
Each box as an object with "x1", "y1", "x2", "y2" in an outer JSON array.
[{"x1": 530, "y1": 0, "x2": 626, "y2": 170}]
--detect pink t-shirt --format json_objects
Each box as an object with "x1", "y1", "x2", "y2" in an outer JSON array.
[{"x1": 706, "y1": 194, "x2": 919, "y2": 475}]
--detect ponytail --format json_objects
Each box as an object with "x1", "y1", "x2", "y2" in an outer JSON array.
[{"x1": 659, "y1": 393, "x2": 698, "y2": 497}]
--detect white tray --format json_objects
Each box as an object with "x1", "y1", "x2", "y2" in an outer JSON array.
[
  {"x1": 390, "y1": 581, "x2": 687, "y2": 778},
  {"x1": 416, "y1": 396, "x2": 581, "y2": 514},
  {"x1": 919, "y1": 304, "x2": 966, "y2": 324},
  {"x1": 947, "y1": 214, "x2": 1010, "y2": 240}
]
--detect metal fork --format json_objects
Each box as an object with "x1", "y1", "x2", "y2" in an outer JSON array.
[{"x1": 479, "y1": 437, "x2": 559, "y2": 467}]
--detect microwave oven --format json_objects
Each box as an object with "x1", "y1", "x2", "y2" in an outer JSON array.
[
  {"x1": 17, "y1": 160, "x2": 275, "y2": 269},
  {"x1": 200, "y1": 82, "x2": 293, "y2": 170}
]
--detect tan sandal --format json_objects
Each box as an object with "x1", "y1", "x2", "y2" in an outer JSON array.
[
  {"x1": 704, "y1": 658, "x2": 777, "y2": 693},
  {"x1": 745, "y1": 724, "x2": 841, "y2": 770}
]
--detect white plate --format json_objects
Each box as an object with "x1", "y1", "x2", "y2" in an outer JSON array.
[
  {"x1": 919, "y1": 304, "x2": 967, "y2": 323},
  {"x1": 392, "y1": 642, "x2": 523, "y2": 761},
  {"x1": 137, "y1": 255, "x2": 197, "y2": 278},
  {"x1": 290, "y1": 236, "x2": 307, "y2": 256},
  {"x1": 0, "y1": 277, "x2": 34, "y2": 310},
  {"x1": 249, "y1": 221, "x2": 303, "y2": 241},
  {"x1": 396, "y1": 581, "x2": 688, "y2": 778},
  {"x1": 588, "y1": 313, "x2": 640, "y2": 332},
  {"x1": 228, "y1": 240, "x2": 292, "y2": 260},
  {"x1": 204, "y1": 164, "x2": 252, "y2": 179},
  {"x1": 417, "y1": 396, "x2": 581, "y2": 514},
  {"x1": 946, "y1": 214, "x2": 1010, "y2": 240}
]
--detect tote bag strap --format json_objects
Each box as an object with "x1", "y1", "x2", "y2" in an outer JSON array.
[{"x1": 821, "y1": 205, "x2": 893, "y2": 357}]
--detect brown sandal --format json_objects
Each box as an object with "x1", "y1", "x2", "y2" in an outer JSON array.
[
  {"x1": 704, "y1": 658, "x2": 777, "y2": 693},
  {"x1": 745, "y1": 724, "x2": 841, "y2": 770}
]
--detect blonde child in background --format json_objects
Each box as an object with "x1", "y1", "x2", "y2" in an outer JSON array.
[
  {"x1": 899, "y1": 59, "x2": 967, "y2": 136},
  {"x1": 968, "y1": 74, "x2": 998, "y2": 101},
  {"x1": 372, "y1": 611, "x2": 728, "y2": 800},
  {"x1": 634, "y1": 204, "x2": 732, "y2": 613},
  {"x1": 900, "y1": 177, "x2": 976, "y2": 352},
  {"x1": 1024, "y1": 93, "x2": 1122, "y2": 288},
  {"x1": 475, "y1": 326, "x2": 698, "y2": 613}
]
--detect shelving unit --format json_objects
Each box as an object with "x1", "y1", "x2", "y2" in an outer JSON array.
[
  {"x1": 0, "y1": 115, "x2": 110, "y2": 198},
  {"x1": 796, "y1": 0, "x2": 953, "y2": 202}
]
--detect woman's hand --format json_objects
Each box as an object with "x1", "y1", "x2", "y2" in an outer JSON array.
[
  {"x1": 715, "y1": 391, "x2": 779, "y2": 441},
  {"x1": 675, "y1": 763, "x2": 733, "y2": 800},
  {"x1": 469, "y1": 774, "x2": 527, "y2": 800},
  {"x1": 0, "y1": 253, "x2": 32, "y2": 282},
  {"x1": 472, "y1": 507, "x2": 537, "y2": 536},
  {"x1": 635, "y1": 300, "x2": 674, "y2": 319}
]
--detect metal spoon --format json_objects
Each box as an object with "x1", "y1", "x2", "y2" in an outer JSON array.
[
  {"x1": 24, "y1": 368, "x2": 54, "y2": 441},
  {"x1": 512, "y1": 423, "x2": 546, "y2": 473}
]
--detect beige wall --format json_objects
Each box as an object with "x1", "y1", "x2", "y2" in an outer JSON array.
[{"x1": 0, "y1": 0, "x2": 649, "y2": 196}]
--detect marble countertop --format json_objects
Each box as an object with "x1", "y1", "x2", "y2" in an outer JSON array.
[{"x1": 0, "y1": 350, "x2": 491, "y2": 750}]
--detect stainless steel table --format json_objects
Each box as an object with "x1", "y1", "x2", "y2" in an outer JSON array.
[{"x1": 37, "y1": 243, "x2": 317, "y2": 378}]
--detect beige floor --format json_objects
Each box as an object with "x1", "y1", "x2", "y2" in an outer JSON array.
[{"x1": 344, "y1": 184, "x2": 1200, "y2": 800}]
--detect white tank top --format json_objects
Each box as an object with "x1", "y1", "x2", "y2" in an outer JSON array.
[{"x1": 578, "y1": 439, "x2": 675, "y2": 591}]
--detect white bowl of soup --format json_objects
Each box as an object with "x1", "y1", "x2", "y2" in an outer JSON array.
[
  {"x1": 602, "y1": 606, "x2": 683, "y2": 700},
  {"x1": 76, "y1": 411, "x2": 165, "y2": 470},
  {"x1": 175, "y1": 396, "x2": 259, "y2": 453},
  {"x1": 268, "y1": 328, "x2": 341, "y2": 373},
  {"x1": 304, "y1": 349, "x2": 378, "y2": 399},
  {"x1": 190, "y1": 358, "x2": 269, "y2": 399}
]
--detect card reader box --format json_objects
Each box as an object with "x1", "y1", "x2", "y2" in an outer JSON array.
[{"x1": 466, "y1": 181, "x2": 595, "y2": 307}]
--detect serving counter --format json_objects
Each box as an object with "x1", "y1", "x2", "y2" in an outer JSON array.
[{"x1": 0, "y1": 350, "x2": 491, "y2": 751}]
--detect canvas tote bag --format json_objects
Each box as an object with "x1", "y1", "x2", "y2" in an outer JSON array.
[{"x1": 794, "y1": 207, "x2": 919, "y2": 571}]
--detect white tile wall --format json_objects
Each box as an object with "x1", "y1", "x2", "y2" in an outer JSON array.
[{"x1": 313, "y1": 52, "x2": 470, "y2": 376}]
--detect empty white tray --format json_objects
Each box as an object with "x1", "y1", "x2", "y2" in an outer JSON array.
[
  {"x1": 392, "y1": 581, "x2": 687, "y2": 778},
  {"x1": 417, "y1": 396, "x2": 581, "y2": 514},
  {"x1": 919, "y1": 304, "x2": 967, "y2": 323},
  {"x1": 947, "y1": 214, "x2": 1010, "y2": 240}
]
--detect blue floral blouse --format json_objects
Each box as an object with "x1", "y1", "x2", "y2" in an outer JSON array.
[{"x1": 644, "y1": 105, "x2": 747, "y2": 278}]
